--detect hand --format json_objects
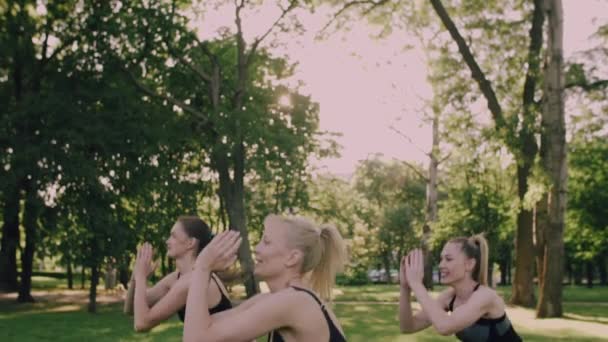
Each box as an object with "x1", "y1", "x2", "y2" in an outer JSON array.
[
  {"x1": 134, "y1": 242, "x2": 159, "y2": 280},
  {"x1": 195, "y1": 230, "x2": 242, "y2": 272},
  {"x1": 399, "y1": 255, "x2": 409, "y2": 290},
  {"x1": 405, "y1": 249, "x2": 425, "y2": 288}
]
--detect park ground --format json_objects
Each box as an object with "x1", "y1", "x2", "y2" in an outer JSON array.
[{"x1": 1, "y1": 277, "x2": 607, "y2": 341}]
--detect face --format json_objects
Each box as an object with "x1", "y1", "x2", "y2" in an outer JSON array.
[
  {"x1": 438, "y1": 242, "x2": 475, "y2": 285},
  {"x1": 253, "y1": 219, "x2": 294, "y2": 279},
  {"x1": 166, "y1": 222, "x2": 195, "y2": 259}
]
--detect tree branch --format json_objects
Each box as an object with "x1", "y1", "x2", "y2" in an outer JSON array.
[
  {"x1": 247, "y1": 0, "x2": 298, "y2": 66},
  {"x1": 429, "y1": 0, "x2": 505, "y2": 129},
  {"x1": 565, "y1": 79, "x2": 608, "y2": 91},
  {"x1": 400, "y1": 160, "x2": 429, "y2": 182},
  {"x1": 115, "y1": 57, "x2": 211, "y2": 126},
  {"x1": 320, "y1": 0, "x2": 390, "y2": 34},
  {"x1": 389, "y1": 125, "x2": 431, "y2": 158},
  {"x1": 521, "y1": 0, "x2": 545, "y2": 122}
]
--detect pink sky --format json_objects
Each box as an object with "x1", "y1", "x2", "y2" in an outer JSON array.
[{"x1": 196, "y1": 1, "x2": 607, "y2": 175}]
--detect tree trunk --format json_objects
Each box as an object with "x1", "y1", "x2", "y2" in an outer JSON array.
[
  {"x1": 382, "y1": 250, "x2": 392, "y2": 284},
  {"x1": 118, "y1": 264, "x2": 129, "y2": 289},
  {"x1": 18, "y1": 182, "x2": 39, "y2": 303},
  {"x1": 598, "y1": 253, "x2": 607, "y2": 286},
  {"x1": 585, "y1": 262, "x2": 594, "y2": 288},
  {"x1": 225, "y1": 187, "x2": 258, "y2": 296},
  {"x1": 81, "y1": 262, "x2": 86, "y2": 289},
  {"x1": 536, "y1": 0, "x2": 566, "y2": 318},
  {"x1": 216, "y1": 150, "x2": 259, "y2": 297},
  {"x1": 0, "y1": 185, "x2": 20, "y2": 292},
  {"x1": 423, "y1": 114, "x2": 440, "y2": 289},
  {"x1": 574, "y1": 263, "x2": 583, "y2": 285},
  {"x1": 535, "y1": 200, "x2": 547, "y2": 290},
  {"x1": 511, "y1": 164, "x2": 536, "y2": 307},
  {"x1": 88, "y1": 263, "x2": 99, "y2": 313},
  {"x1": 499, "y1": 261, "x2": 506, "y2": 285},
  {"x1": 67, "y1": 258, "x2": 74, "y2": 290}
]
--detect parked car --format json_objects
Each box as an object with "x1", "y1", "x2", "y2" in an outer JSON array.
[{"x1": 367, "y1": 268, "x2": 399, "y2": 283}]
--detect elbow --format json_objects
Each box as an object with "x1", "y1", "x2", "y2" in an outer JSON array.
[
  {"x1": 183, "y1": 333, "x2": 212, "y2": 342},
  {"x1": 434, "y1": 323, "x2": 454, "y2": 336},
  {"x1": 399, "y1": 325, "x2": 414, "y2": 334},
  {"x1": 134, "y1": 319, "x2": 152, "y2": 333}
]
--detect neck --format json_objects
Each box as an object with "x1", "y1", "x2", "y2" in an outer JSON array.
[
  {"x1": 451, "y1": 277, "x2": 478, "y2": 299},
  {"x1": 265, "y1": 271, "x2": 305, "y2": 293},
  {"x1": 175, "y1": 253, "x2": 196, "y2": 275}
]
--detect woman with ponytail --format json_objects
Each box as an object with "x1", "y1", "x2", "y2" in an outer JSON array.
[
  {"x1": 183, "y1": 214, "x2": 348, "y2": 342},
  {"x1": 124, "y1": 216, "x2": 232, "y2": 332},
  {"x1": 399, "y1": 234, "x2": 521, "y2": 341}
]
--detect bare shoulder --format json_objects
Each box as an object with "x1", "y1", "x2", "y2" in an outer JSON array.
[
  {"x1": 436, "y1": 287, "x2": 456, "y2": 308},
  {"x1": 473, "y1": 286, "x2": 504, "y2": 313}
]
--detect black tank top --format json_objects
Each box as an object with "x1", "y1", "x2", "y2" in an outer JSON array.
[
  {"x1": 447, "y1": 284, "x2": 522, "y2": 342},
  {"x1": 267, "y1": 286, "x2": 346, "y2": 342},
  {"x1": 177, "y1": 272, "x2": 232, "y2": 322}
]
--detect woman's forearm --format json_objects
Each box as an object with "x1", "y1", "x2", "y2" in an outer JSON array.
[
  {"x1": 183, "y1": 268, "x2": 212, "y2": 342},
  {"x1": 124, "y1": 277, "x2": 136, "y2": 314},
  {"x1": 133, "y1": 276, "x2": 152, "y2": 331},
  {"x1": 399, "y1": 287, "x2": 416, "y2": 332},
  {"x1": 410, "y1": 283, "x2": 450, "y2": 333}
]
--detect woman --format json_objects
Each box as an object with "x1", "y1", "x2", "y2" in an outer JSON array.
[
  {"x1": 399, "y1": 235, "x2": 521, "y2": 341},
  {"x1": 124, "y1": 216, "x2": 232, "y2": 332},
  {"x1": 183, "y1": 214, "x2": 348, "y2": 342}
]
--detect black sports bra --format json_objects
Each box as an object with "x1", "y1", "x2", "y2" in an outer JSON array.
[
  {"x1": 267, "y1": 286, "x2": 346, "y2": 342},
  {"x1": 177, "y1": 272, "x2": 232, "y2": 322},
  {"x1": 446, "y1": 284, "x2": 521, "y2": 342}
]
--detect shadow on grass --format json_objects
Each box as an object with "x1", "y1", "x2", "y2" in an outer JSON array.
[{"x1": 0, "y1": 302, "x2": 183, "y2": 342}]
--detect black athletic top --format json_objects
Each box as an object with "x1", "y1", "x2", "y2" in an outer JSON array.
[
  {"x1": 177, "y1": 272, "x2": 232, "y2": 322},
  {"x1": 267, "y1": 286, "x2": 347, "y2": 342},
  {"x1": 446, "y1": 284, "x2": 522, "y2": 342}
]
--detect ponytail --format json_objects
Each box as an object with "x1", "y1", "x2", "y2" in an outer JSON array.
[
  {"x1": 449, "y1": 234, "x2": 489, "y2": 286},
  {"x1": 310, "y1": 224, "x2": 347, "y2": 301},
  {"x1": 266, "y1": 215, "x2": 347, "y2": 301}
]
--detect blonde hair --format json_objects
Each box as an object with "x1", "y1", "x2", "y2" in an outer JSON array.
[
  {"x1": 448, "y1": 234, "x2": 489, "y2": 286},
  {"x1": 265, "y1": 215, "x2": 347, "y2": 301}
]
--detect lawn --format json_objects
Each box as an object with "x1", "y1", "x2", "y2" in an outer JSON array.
[{"x1": 1, "y1": 278, "x2": 607, "y2": 341}]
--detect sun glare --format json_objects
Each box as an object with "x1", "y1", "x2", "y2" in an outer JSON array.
[{"x1": 278, "y1": 94, "x2": 292, "y2": 108}]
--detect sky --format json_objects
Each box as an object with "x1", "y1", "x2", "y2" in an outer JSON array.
[{"x1": 197, "y1": 0, "x2": 607, "y2": 176}]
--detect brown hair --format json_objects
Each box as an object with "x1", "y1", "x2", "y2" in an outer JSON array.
[
  {"x1": 448, "y1": 234, "x2": 489, "y2": 285},
  {"x1": 265, "y1": 215, "x2": 347, "y2": 301},
  {"x1": 177, "y1": 216, "x2": 213, "y2": 255}
]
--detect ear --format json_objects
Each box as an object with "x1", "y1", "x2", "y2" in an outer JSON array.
[
  {"x1": 284, "y1": 249, "x2": 304, "y2": 268},
  {"x1": 186, "y1": 237, "x2": 198, "y2": 251},
  {"x1": 465, "y1": 257, "x2": 476, "y2": 273}
]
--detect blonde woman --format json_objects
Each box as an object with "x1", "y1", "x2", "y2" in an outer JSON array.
[
  {"x1": 399, "y1": 235, "x2": 521, "y2": 341},
  {"x1": 183, "y1": 215, "x2": 348, "y2": 342}
]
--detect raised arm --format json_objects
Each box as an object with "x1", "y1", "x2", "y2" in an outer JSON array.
[
  {"x1": 406, "y1": 249, "x2": 493, "y2": 336},
  {"x1": 184, "y1": 231, "x2": 299, "y2": 342},
  {"x1": 399, "y1": 254, "x2": 432, "y2": 333},
  {"x1": 132, "y1": 243, "x2": 185, "y2": 332}
]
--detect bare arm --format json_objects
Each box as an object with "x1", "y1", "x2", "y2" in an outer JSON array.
[
  {"x1": 399, "y1": 254, "x2": 443, "y2": 333},
  {"x1": 134, "y1": 276, "x2": 189, "y2": 332},
  {"x1": 406, "y1": 249, "x2": 493, "y2": 336},
  {"x1": 184, "y1": 268, "x2": 297, "y2": 342}
]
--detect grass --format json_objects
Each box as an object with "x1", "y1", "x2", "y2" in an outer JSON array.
[
  {"x1": 333, "y1": 283, "x2": 608, "y2": 304},
  {"x1": 1, "y1": 279, "x2": 607, "y2": 341}
]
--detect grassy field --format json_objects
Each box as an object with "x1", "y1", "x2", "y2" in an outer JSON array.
[{"x1": 1, "y1": 277, "x2": 607, "y2": 341}]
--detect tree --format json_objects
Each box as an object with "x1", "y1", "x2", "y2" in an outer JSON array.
[
  {"x1": 535, "y1": 0, "x2": 566, "y2": 317},
  {"x1": 103, "y1": 0, "x2": 323, "y2": 296},
  {"x1": 353, "y1": 156, "x2": 425, "y2": 283}
]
